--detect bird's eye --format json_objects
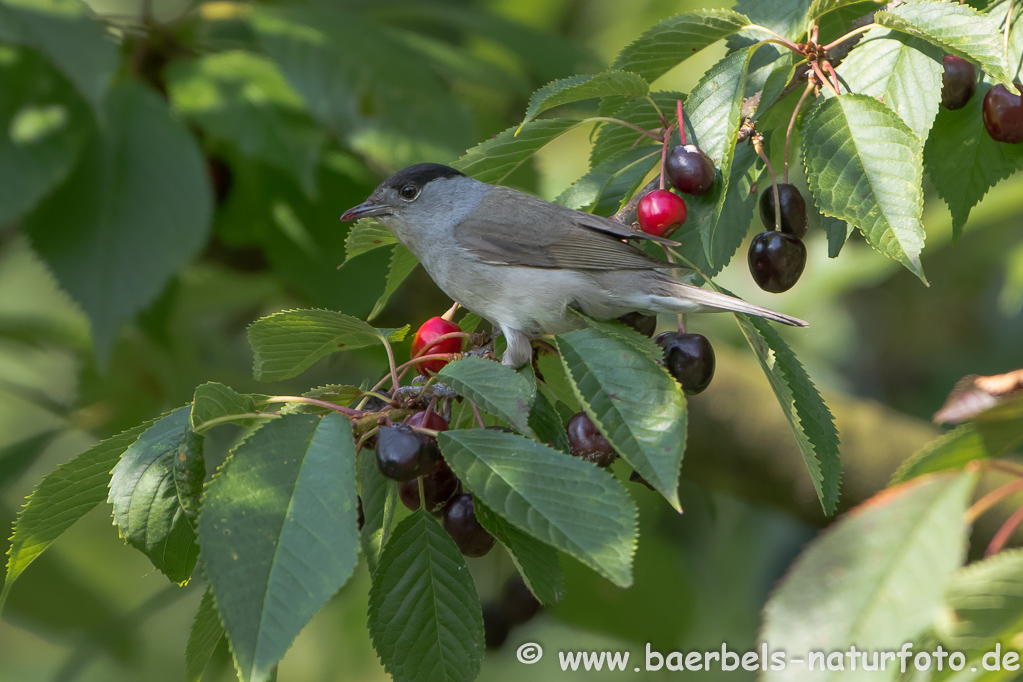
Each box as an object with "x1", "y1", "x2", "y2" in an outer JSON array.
[{"x1": 399, "y1": 184, "x2": 419, "y2": 201}]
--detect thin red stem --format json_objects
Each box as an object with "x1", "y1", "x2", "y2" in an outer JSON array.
[
  {"x1": 413, "y1": 331, "x2": 470, "y2": 358},
  {"x1": 987, "y1": 505, "x2": 1023, "y2": 556},
  {"x1": 470, "y1": 401, "x2": 487, "y2": 429},
  {"x1": 966, "y1": 478, "x2": 1023, "y2": 523},
  {"x1": 784, "y1": 80, "x2": 815, "y2": 184},
  {"x1": 811, "y1": 62, "x2": 840, "y2": 97},
  {"x1": 676, "y1": 100, "x2": 687, "y2": 146},
  {"x1": 266, "y1": 396, "x2": 363, "y2": 417},
  {"x1": 659, "y1": 123, "x2": 675, "y2": 190},
  {"x1": 753, "y1": 136, "x2": 782, "y2": 231},
  {"x1": 823, "y1": 61, "x2": 841, "y2": 95}
]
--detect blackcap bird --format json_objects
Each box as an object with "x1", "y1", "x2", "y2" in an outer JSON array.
[{"x1": 342, "y1": 163, "x2": 807, "y2": 368}]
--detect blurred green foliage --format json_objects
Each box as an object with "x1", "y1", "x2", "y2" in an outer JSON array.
[{"x1": 1, "y1": 0, "x2": 1022, "y2": 680}]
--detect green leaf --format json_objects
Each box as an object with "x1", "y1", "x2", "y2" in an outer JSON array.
[
  {"x1": 166, "y1": 51, "x2": 325, "y2": 196},
  {"x1": 802, "y1": 93, "x2": 927, "y2": 282},
  {"x1": 302, "y1": 384, "x2": 362, "y2": 407},
  {"x1": 555, "y1": 327, "x2": 686, "y2": 511},
  {"x1": 368, "y1": 509, "x2": 484, "y2": 682},
  {"x1": 1, "y1": 418, "x2": 156, "y2": 615},
  {"x1": 343, "y1": 219, "x2": 397, "y2": 263},
  {"x1": 0, "y1": 0, "x2": 117, "y2": 113},
  {"x1": 520, "y1": 71, "x2": 648, "y2": 127},
  {"x1": 247, "y1": 309, "x2": 408, "y2": 381},
  {"x1": 368, "y1": 244, "x2": 419, "y2": 321},
  {"x1": 939, "y1": 548, "x2": 1023, "y2": 653},
  {"x1": 437, "y1": 357, "x2": 537, "y2": 438},
  {"x1": 808, "y1": 0, "x2": 876, "y2": 21},
  {"x1": 836, "y1": 29, "x2": 944, "y2": 140},
  {"x1": 453, "y1": 118, "x2": 581, "y2": 184},
  {"x1": 590, "y1": 91, "x2": 682, "y2": 168},
  {"x1": 0, "y1": 46, "x2": 90, "y2": 227},
  {"x1": 734, "y1": 0, "x2": 811, "y2": 40},
  {"x1": 359, "y1": 448, "x2": 393, "y2": 574},
  {"x1": 198, "y1": 413, "x2": 360, "y2": 682},
  {"x1": 924, "y1": 83, "x2": 1023, "y2": 238},
  {"x1": 684, "y1": 45, "x2": 761, "y2": 267},
  {"x1": 186, "y1": 589, "x2": 225, "y2": 682},
  {"x1": 251, "y1": 5, "x2": 475, "y2": 167},
  {"x1": 174, "y1": 428, "x2": 205, "y2": 530},
  {"x1": 108, "y1": 407, "x2": 198, "y2": 583},
  {"x1": 528, "y1": 388, "x2": 571, "y2": 453},
  {"x1": 556, "y1": 147, "x2": 659, "y2": 217},
  {"x1": 761, "y1": 472, "x2": 977, "y2": 680},
  {"x1": 439, "y1": 429, "x2": 637, "y2": 587},
  {"x1": 474, "y1": 500, "x2": 564, "y2": 604},
  {"x1": 890, "y1": 416, "x2": 1023, "y2": 484},
  {"x1": 735, "y1": 314, "x2": 842, "y2": 514},
  {"x1": 823, "y1": 213, "x2": 855, "y2": 258},
  {"x1": 191, "y1": 382, "x2": 260, "y2": 430},
  {"x1": 876, "y1": 0, "x2": 1012, "y2": 86},
  {"x1": 24, "y1": 82, "x2": 213, "y2": 360},
  {"x1": 610, "y1": 10, "x2": 752, "y2": 83}
]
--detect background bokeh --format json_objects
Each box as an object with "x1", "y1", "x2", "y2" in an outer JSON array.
[{"x1": 1, "y1": 0, "x2": 1021, "y2": 680}]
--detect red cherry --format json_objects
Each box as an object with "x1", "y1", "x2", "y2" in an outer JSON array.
[
  {"x1": 411, "y1": 317, "x2": 462, "y2": 375},
  {"x1": 983, "y1": 83, "x2": 1023, "y2": 144},
  {"x1": 637, "y1": 190, "x2": 687, "y2": 237}
]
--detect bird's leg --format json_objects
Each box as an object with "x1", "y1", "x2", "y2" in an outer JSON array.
[{"x1": 499, "y1": 325, "x2": 533, "y2": 368}]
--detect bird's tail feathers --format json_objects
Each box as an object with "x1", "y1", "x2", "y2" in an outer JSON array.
[{"x1": 650, "y1": 281, "x2": 808, "y2": 328}]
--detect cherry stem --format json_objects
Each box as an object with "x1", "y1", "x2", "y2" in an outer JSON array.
[
  {"x1": 966, "y1": 477, "x2": 1023, "y2": 523},
  {"x1": 746, "y1": 24, "x2": 803, "y2": 54},
  {"x1": 394, "y1": 353, "x2": 459, "y2": 375},
  {"x1": 676, "y1": 100, "x2": 688, "y2": 146},
  {"x1": 987, "y1": 504, "x2": 1023, "y2": 557},
  {"x1": 355, "y1": 426, "x2": 379, "y2": 453},
  {"x1": 753, "y1": 135, "x2": 783, "y2": 233},
  {"x1": 266, "y1": 395, "x2": 364, "y2": 417},
  {"x1": 424, "y1": 395, "x2": 439, "y2": 419},
  {"x1": 823, "y1": 60, "x2": 841, "y2": 95},
  {"x1": 413, "y1": 331, "x2": 470, "y2": 359},
  {"x1": 470, "y1": 401, "x2": 487, "y2": 428},
  {"x1": 441, "y1": 301, "x2": 459, "y2": 322},
  {"x1": 811, "y1": 62, "x2": 840, "y2": 97},
  {"x1": 821, "y1": 23, "x2": 878, "y2": 52},
  {"x1": 408, "y1": 425, "x2": 440, "y2": 438},
  {"x1": 584, "y1": 117, "x2": 662, "y2": 141},
  {"x1": 194, "y1": 412, "x2": 279, "y2": 433},
  {"x1": 784, "y1": 80, "x2": 815, "y2": 184},
  {"x1": 659, "y1": 123, "x2": 675, "y2": 190},
  {"x1": 418, "y1": 476, "x2": 427, "y2": 510},
  {"x1": 381, "y1": 337, "x2": 401, "y2": 393},
  {"x1": 811, "y1": 24, "x2": 819, "y2": 45}
]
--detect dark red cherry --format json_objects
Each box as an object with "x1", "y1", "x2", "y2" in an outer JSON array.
[
  {"x1": 637, "y1": 189, "x2": 687, "y2": 238},
  {"x1": 566, "y1": 412, "x2": 617, "y2": 467},
  {"x1": 940, "y1": 56, "x2": 976, "y2": 110},
  {"x1": 748, "y1": 231, "x2": 806, "y2": 293},
  {"x1": 665, "y1": 144, "x2": 716, "y2": 195},
  {"x1": 442, "y1": 493, "x2": 495, "y2": 557},
  {"x1": 398, "y1": 458, "x2": 458, "y2": 512},
  {"x1": 983, "y1": 83, "x2": 1023, "y2": 144},
  {"x1": 375, "y1": 423, "x2": 439, "y2": 481},
  {"x1": 403, "y1": 411, "x2": 449, "y2": 433},
  {"x1": 759, "y1": 184, "x2": 807, "y2": 238},
  {"x1": 655, "y1": 332, "x2": 715, "y2": 395}
]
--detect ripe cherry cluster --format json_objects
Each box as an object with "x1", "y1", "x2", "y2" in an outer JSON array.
[{"x1": 940, "y1": 55, "x2": 1023, "y2": 144}]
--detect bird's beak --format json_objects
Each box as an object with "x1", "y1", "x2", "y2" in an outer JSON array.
[{"x1": 340, "y1": 201, "x2": 391, "y2": 221}]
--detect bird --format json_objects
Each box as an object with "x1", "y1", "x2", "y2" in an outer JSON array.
[{"x1": 341, "y1": 163, "x2": 807, "y2": 367}]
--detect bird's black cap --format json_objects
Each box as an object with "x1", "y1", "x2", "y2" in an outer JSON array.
[{"x1": 384, "y1": 163, "x2": 465, "y2": 190}]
